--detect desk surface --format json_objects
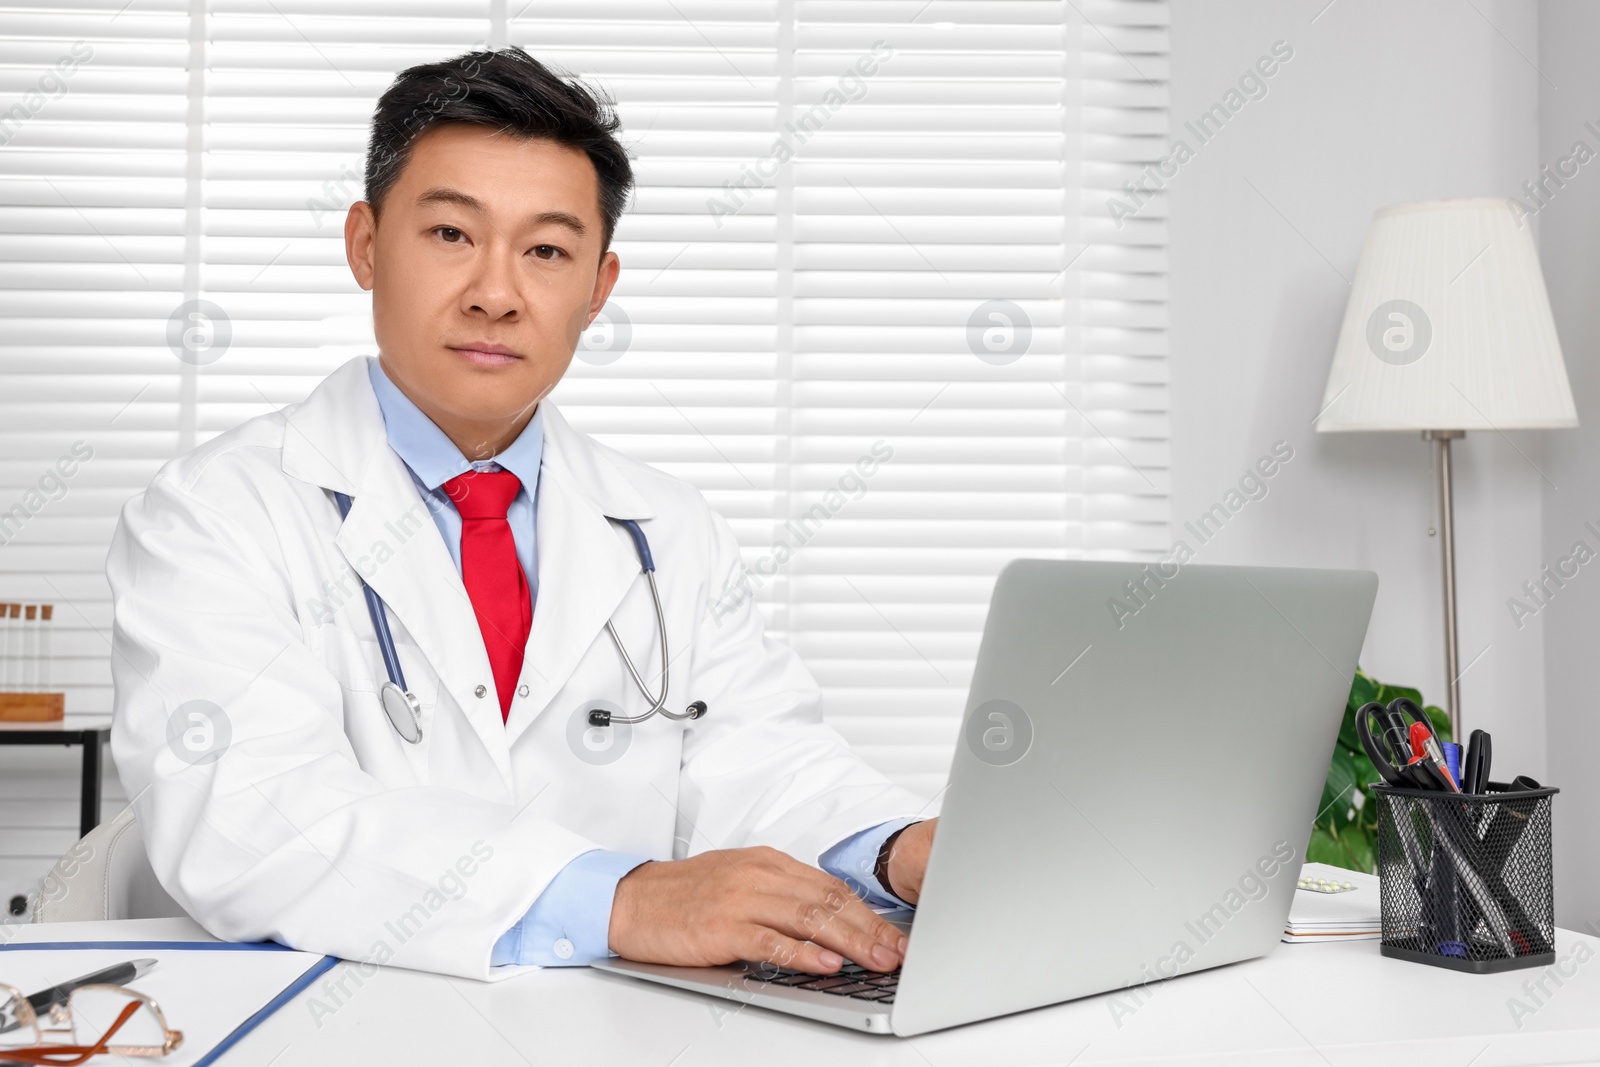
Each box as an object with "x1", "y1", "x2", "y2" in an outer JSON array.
[{"x1": 6, "y1": 918, "x2": 1599, "y2": 1066}]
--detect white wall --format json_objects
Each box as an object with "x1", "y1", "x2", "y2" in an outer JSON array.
[
  {"x1": 1166, "y1": 0, "x2": 1554, "y2": 836},
  {"x1": 1536, "y1": 0, "x2": 1600, "y2": 930}
]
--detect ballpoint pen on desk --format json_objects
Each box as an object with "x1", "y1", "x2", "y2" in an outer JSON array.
[
  {"x1": 28, "y1": 959, "x2": 157, "y2": 1018},
  {"x1": 0, "y1": 959, "x2": 157, "y2": 1035}
]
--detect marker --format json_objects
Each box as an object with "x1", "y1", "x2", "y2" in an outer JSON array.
[
  {"x1": 1406, "y1": 754, "x2": 1459, "y2": 793},
  {"x1": 1409, "y1": 721, "x2": 1458, "y2": 790},
  {"x1": 1442, "y1": 742, "x2": 1462, "y2": 792}
]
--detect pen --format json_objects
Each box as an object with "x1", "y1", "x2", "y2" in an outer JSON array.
[
  {"x1": 1426, "y1": 834, "x2": 1466, "y2": 958},
  {"x1": 21, "y1": 959, "x2": 156, "y2": 1019},
  {"x1": 1406, "y1": 751, "x2": 1457, "y2": 793}
]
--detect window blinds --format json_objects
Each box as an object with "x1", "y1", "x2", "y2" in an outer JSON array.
[
  {"x1": 528, "y1": 0, "x2": 1173, "y2": 796},
  {"x1": 0, "y1": 2, "x2": 1168, "y2": 814}
]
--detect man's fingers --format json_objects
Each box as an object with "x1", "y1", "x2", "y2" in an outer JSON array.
[
  {"x1": 608, "y1": 846, "x2": 913, "y2": 977},
  {"x1": 754, "y1": 891, "x2": 903, "y2": 973},
  {"x1": 800, "y1": 875, "x2": 905, "y2": 970},
  {"x1": 742, "y1": 927, "x2": 844, "y2": 975}
]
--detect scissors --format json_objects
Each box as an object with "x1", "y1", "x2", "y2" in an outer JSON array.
[{"x1": 1354, "y1": 698, "x2": 1454, "y2": 791}]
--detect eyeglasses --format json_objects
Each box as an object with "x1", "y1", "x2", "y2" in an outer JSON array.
[{"x1": 0, "y1": 982, "x2": 183, "y2": 1064}]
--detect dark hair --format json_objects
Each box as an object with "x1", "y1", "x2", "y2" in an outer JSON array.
[{"x1": 364, "y1": 46, "x2": 634, "y2": 252}]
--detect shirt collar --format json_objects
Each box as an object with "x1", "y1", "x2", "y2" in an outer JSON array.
[{"x1": 366, "y1": 356, "x2": 544, "y2": 494}]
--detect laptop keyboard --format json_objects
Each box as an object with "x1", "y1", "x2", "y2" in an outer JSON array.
[{"x1": 746, "y1": 962, "x2": 898, "y2": 1003}]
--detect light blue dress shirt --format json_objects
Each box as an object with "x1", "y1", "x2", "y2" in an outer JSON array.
[{"x1": 366, "y1": 356, "x2": 916, "y2": 969}]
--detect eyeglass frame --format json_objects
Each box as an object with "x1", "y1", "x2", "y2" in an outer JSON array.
[{"x1": 0, "y1": 981, "x2": 183, "y2": 1063}]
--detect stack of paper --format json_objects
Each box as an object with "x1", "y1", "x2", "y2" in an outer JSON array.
[{"x1": 1282, "y1": 861, "x2": 1382, "y2": 943}]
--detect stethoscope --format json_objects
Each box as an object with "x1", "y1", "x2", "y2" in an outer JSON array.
[{"x1": 333, "y1": 492, "x2": 706, "y2": 744}]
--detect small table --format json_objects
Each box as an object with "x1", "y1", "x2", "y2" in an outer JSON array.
[{"x1": 0, "y1": 722, "x2": 111, "y2": 838}]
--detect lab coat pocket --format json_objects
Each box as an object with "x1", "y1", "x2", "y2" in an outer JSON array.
[
  {"x1": 316, "y1": 623, "x2": 440, "y2": 779},
  {"x1": 317, "y1": 621, "x2": 382, "y2": 693}
]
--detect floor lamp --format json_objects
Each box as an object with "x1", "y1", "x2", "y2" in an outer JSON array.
[{"x1": 1315, "y1": 198, "x2": 1576, "y2": 740}]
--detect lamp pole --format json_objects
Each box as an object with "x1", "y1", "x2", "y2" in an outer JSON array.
[{"x1": 1424, "y1": 429, "x2": 1463, "y2": 740}]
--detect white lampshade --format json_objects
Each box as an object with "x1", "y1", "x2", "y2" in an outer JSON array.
[{"x1": 1316, "y1": 197, "x2": 1576, "y2": 432}]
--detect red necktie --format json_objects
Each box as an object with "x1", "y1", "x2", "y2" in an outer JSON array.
[{"x1": 443, "y1": 469, "x2": 531, "y2": 723}]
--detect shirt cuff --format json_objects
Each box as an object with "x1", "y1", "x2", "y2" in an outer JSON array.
[
  {"x1": 819, "y1": 817, "x2": 922, "y2": 909},
  {"x1": 491, "y1": 849, "x2": 651, "y2": 967}
]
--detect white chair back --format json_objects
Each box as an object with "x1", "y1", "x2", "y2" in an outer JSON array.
[{"x1": 32, "y1": 805, "x2": 186, "y2": 923}]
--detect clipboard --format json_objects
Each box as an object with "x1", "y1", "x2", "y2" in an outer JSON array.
[{"x1": 0, "y1": 940, "x2": 338, "y2": 1067}]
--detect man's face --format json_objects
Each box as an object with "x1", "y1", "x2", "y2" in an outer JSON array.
[{"x1": 344, "y1": 123, "x2": 619, "y2": 450}]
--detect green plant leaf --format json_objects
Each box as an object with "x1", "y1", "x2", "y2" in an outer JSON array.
[
  {"x1": 1319, "y1": 748, "x2": 1360, "y2": 829},
  {"x1": 1306, "y1": 827, "x2": 1346, "y2": 868},
  {"x1": 1314, "y1": 666, "x2": 1439, "y2": 877},
  {"x1": 1335, "y1": 701, "x2": 1362, "y2": 754},
  {"x1": 1353, "y1": 748, "x2": 1384, "y2": 789},
  {"x1": 1347, "y1": 671, "x2": 1379, "y2": 712},
  {"x1": 1340, "y1": 826, "x2": 1375, "y2": 874},
  {"x1": 1376, "y1": 682, "x2": 1423, "y2": 707}
]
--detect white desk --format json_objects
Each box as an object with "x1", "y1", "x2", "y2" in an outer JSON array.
[{"x1": 6, "y1": 918, "x2": 1599, "y2": 1065}]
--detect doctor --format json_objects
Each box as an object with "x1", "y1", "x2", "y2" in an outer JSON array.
[{"x1": 107, "y1": 46, "x2": 940, "y2": 982}]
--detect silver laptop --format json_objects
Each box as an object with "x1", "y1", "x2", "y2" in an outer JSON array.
[{"x1": 594, "y1": 560, "x2": 1378, "y2": 1036}]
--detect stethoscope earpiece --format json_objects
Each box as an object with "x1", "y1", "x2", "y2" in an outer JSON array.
[{"x1": 588, "y1": 699, "x2": 706, "y2": 729}]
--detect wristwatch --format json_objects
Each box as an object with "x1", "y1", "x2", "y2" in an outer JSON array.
[{"x1": 874, "y1": 822, "x2": 916, "y2": 902}]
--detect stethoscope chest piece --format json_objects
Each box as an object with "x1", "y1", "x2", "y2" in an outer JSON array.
[{"x1": 380, "y1": 680, "x2": 423, "y2": 744}]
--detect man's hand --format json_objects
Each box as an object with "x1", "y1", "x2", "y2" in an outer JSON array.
[
  {"x1": 883, "y1": 817, "x2": 938, "y2": 905},
  {"x1": 607, "y1": 847, "x2": 908, "y2": 975}
]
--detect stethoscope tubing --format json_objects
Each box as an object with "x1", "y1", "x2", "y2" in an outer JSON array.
[
  {"x1": 330, "y1": 491, "x2": 702, "y2": 741},
  {"x1": 333, "y1": 490, "x2": 407, "y2": 689},
  {"x1": 588, "y1": 521, "x2": 705, "y2": 727},
  {"x1": 333, "y1": 490, "x2": 423, "y2": 743},
  {"x1": 599, "y1": 568, "x2": 674, "y2": 725}
]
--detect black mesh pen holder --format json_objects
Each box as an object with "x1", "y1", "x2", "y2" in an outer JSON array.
[{"x1": 1373, "y1": 781, "x2": 1557, "y2": 974}]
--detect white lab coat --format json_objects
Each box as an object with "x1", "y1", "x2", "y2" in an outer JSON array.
[{"x1": 107, "y1": 356, "x2": 930, "y2": 979}]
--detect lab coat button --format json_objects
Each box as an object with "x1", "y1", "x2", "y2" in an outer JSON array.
[
  {"x1": 518, "y1": 684, "x2": 529, "y2": 698},
  {"x1": 553, "y1": 938, "x2": 574, "y2": 960},
  {"x1": 474, "y1": 685, "x2": 487, "y2": 698}
]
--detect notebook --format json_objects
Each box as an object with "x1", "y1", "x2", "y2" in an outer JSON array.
[{"x1": 1283, "y1": 861, "x2": 1382, "y2": 943}]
